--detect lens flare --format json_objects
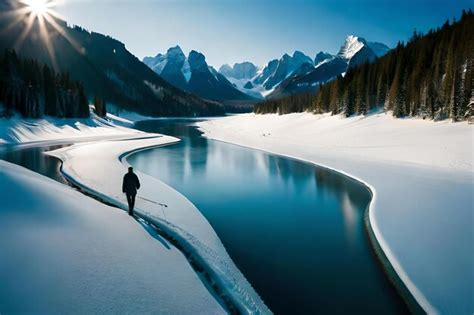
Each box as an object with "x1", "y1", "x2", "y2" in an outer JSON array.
[
  {"x1": 24, "y1": 0, "x2": 49, "y2": 16},
  {"x1": 5, "y1": 0, "x2": 81, "y2": 71},
  {"x1": 21, "y1": 0, "x2": 57, "y2": 17}
]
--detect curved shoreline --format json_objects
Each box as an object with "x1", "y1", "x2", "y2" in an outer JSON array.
[
  {"x1": 48, "y1": 136, "x2": 272, "y2": 315},
  {"x1": 198, "y1": 136, "x2": 430, "y2": 314},
  {"x1": 45, "y1": 126, "x2": 429, "y2": 313}
]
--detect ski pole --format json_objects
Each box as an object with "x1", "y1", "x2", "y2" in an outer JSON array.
[{"x1": 137, "y1": 196, "x2": 168, "y2": 207}]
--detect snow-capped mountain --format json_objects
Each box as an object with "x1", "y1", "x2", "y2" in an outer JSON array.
[
  {"x1": 219, "y1": 51, "x2": 315, "y2": 99},
  {"x1": 337, "y1": 35, "x2": 366, "y2": 60},
  {"x1": 217, "y1": 36, "x2": 389, "y2": 100},
  {"x1": 143, "y1": 46, "x2": 255, "y2": 102},
  {"x1": 143, "y1": 46, "x2": 189, "y2": 90},
  {"x1": 145, "y1": 36, "x2": 390, "y2": 102},
  {"x1": 261, "y1": 51, "x2": 314, "y2": 90},
  {"x1": 347, "y1": 44, "x2": 377, "y2": 69},
  {"x1": 267, "y1": 35, "x2": 390, "y2": 98},
  {"x1": 219, "y1": 62, "x2": 259, "y2": 81},
  {"x1": 217, "y1": 62, "x2": 265, "y2": 99},
  {"x1": 216, "y1": 51, "x2": 314, "y2": 99}
]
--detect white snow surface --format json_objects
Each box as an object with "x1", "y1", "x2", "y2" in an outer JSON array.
[
  {"x1": 197, "y1": 112, "x2": 473, "y2": 314},
  {"x1": 315, "y1": 56, "x2": 335, "y2": 68},
  {"x1": 0, "y1": 113, "x2": 140, "y2": 145},
  {"x1": 226, "y1": 76, "x2": 265, "y2": 99},
  {"x1": 0, "y1": 160, "x2": 225, "y2": 314},
  {"x1": 48, "y1": 135, "x2": 271, "y2": 314}
]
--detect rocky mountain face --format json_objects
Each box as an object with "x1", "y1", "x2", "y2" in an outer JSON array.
[
  {"x1": 143, "y1": 47, "x2": 254, "y2": 103},
  {"x1": 143, "y1": 46, "x2": 189, "y2": 92},
  {"x1": 261, "y1": 51, "x2": 314, "y2": 90}
]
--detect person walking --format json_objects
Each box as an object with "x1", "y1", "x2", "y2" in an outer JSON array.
[{"x1": 122, "y1": 167, "x2": 141, "y2": 216}]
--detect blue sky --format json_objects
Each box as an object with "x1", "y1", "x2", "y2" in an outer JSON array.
[{"x1": 56, "y1": 0, "x2": 472, "y2": 68}]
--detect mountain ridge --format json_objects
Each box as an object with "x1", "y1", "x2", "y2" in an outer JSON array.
[
  {"x1": 215, "y1": 36, "x2": 389, "y2": 100},
  {"x1": 143, "y1": 46, "x2": 256, "y2": 104}
]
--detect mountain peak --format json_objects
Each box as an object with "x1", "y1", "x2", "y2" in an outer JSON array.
[
  {"x1": 167, "y1": 45, "x2": 185, "y2": 56},
  {"x1": 292, "y1": 50, "x2": 306, "y2": 57},
  {"x1": 218, "y1": 64, "x2": 233, "y2": 76},
  {"x1": 337, "y1": 35, "x2": 367, "y2": 60},
  {"x1": 188, "y1": 50, "x2": 208, "y2": 72},
  {"x1": 314, "y1": 51, "x2": 333, "y2": 65},
  {"x1": 291, "y1": 51, "x2": 313, "y2": 65}
]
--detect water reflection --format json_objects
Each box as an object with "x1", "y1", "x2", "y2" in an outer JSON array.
[
  {"x1": 0, "y1": 144, "x2": 69, "y2": 184},
  {"x1": 130, "y1": 119, "x2": 407, "y2": 315}
]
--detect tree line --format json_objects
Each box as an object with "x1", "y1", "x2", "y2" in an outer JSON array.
[
  {"x1": 0, "y1": 50, "x2": 89, "y2": 118},
  {"x1": 255, "y1": 9, "x2": 474, "y2": 121}
]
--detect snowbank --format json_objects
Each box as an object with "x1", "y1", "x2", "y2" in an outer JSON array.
[
  {"x1": 106, "y1": 107, "x2": 154, "y2": 128},
  {"x1": 0, "y1": 113, "x2": 140, "y2": 145},
  {"x1": 0, "y1": 160, "x2": 224, "y2": 314},
  {"x1": 48, "y1": 136, "x2": 271, "y2": 314},
  {"x1": 197, "y1": 112, "x2": 473, "y2": 314},
  {"x1": 199, "y1": 112, "x2": 472, "y2": 172}
]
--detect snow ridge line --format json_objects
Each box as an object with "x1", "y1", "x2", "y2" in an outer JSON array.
[
  {"x1": 196, "y1": 136, "x2": 436, "y2": 314},
  {"x1": 50, "y1": 142, "x2": 272, "y2": 315}
]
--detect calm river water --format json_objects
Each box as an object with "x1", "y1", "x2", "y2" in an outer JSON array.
[{"x1": 128, "y1": 119, "x2": 408, "y2": 314}]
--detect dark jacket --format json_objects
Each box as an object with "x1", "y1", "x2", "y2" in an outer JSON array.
[{"x1": 122, "y1": 172, "x2": 140, "y2": 195}]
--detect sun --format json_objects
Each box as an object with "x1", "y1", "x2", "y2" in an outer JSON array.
[{"x1": 22, "y1": 0, "x2": 55, "y2": 17}]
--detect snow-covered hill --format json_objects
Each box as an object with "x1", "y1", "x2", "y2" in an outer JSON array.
[{"x1": 0, "y1": 160, "x2": 225, "y2": 314}]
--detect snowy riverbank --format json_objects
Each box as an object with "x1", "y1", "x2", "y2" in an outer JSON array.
[
  {"x1": 0, "y1": 160, "x2": 225, "y2": 314},
  {"x1": 48, "y1": 135, "x2": 270, "y2": 314},
  {"x1": 197, "y1": 112, "x2": 473, "y2": 314}
]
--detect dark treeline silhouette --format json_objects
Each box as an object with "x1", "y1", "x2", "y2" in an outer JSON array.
[
  {"x1": 255, "y1": 10, "x2": 474, "y2": 121},
  {"x1": 0, "y1": 50, "x2": 89, "y2": 118},
  {"x1": 93, "y1": 96, "x2": 107, "y2": 117}
]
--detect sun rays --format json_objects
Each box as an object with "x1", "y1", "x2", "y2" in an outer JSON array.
[
  {"x1": 3, "y1": 0, "x2": 82, "y2": 71},
  {"x1": 21, "y1": 0, "x2": 54, "y2": 16}
]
